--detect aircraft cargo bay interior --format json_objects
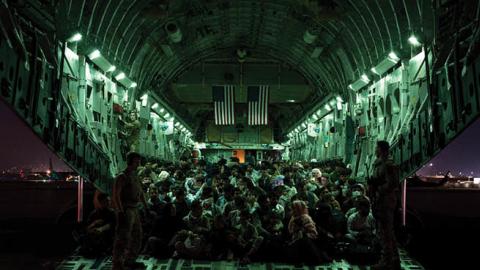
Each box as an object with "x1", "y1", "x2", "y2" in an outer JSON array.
[{"x1": 0, "y1": 0, "x2": 480, "y2": 269}]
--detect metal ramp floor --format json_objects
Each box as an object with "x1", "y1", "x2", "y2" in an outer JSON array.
[{"x1": 56, "y1": 250, "x2": 424, "y2": 270}]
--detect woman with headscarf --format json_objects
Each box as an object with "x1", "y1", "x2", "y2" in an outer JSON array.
[{"x1": 288, "y1": 200, "x2": 331, "y2": 264}]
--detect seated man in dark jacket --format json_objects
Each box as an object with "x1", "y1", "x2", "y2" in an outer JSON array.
[{"x1": 80, "y1": 193, "x2": 116, "y2": 256}]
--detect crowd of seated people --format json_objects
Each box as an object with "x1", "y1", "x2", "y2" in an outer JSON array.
[{"x1": 82, "y1": 157, "x2": 383, "y2": 265}]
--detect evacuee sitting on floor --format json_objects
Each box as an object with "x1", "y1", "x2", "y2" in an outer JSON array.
[
  {"x1": 288, "y1": 200, "x2": 331, "y2": 265},
  {"x1": 79, "y1": 193, "x2": 116, "y2": 257},
  {"x1": 345, "y1": 196, "x2": 376, "y2": 246}
]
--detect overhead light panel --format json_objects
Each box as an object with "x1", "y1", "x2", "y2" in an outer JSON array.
[
  {"x1": 88, "y1": 49, "x2": 101, "y2": 59},
  {"x1": 336, "y1": 96, "x2": 343, "y2": 102},
  {"x1": 169, "y1": 117, "x2": 175, "y2": 121},
  {"x1": 151, "y1": 103, "x2": 159, "y2": 109},
  {"x1": 140, "y1": 93, "x2": 148, "y2": 100},
  {"x1": 67, "y1": 33, "x2": 82, "y2": 42},
  {"x1": 408, "y1": 35, "x2": 421, "y2": 46},
  {"x1": 324, "y1": 104, "x2": 332, "y2": 111},
  {"x1": 371, "y1": 51, "x2": 401, "y2": 76},
  {"x1": 349, "y1": 73, "x2": 371, "y2": 91},
  {"x1": 130, "y1": 82, "x2": 137, "y2": 88},
  {"x1": 388, "y1": 51, "x2": 400, "y2": 62},
  {"x1": 361, "y1": 74, "x2": 370, "y2": 83},
  {"x1": 159, "y1": 108, "x2": 165, "y2": 113},
  {"x1": 107, "y1": 65, "x2": 116, "y2": 72},
  {"x1": 115, "y1": 72, "x2": 125, "y2": 80},
  {"x1": 164, "y1": 113, "x2": 170, "y2": 118}
]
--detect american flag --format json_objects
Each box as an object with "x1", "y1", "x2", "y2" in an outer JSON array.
[
  {"x1": 248, "y1": 85, "x2": 269, "y2": 125},
  {"x1": 212, "y1": 85, "x2": 235, "y2": 125}
]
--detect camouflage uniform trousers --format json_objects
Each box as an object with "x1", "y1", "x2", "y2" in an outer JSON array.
[
  {"x1": 372, "y1": 199, "x2": 400, "y2": 268},
  {"x1": 112, "y1": 207, "x2": 143, "y2": 269}
]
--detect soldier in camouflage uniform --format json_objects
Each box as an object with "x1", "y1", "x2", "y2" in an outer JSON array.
[
  {"x1": 368, "y1": 141, "x2": 401, "y2": 270},
  {"x1": 112, "y1": 152, "x2": 148, "y2": 270}
]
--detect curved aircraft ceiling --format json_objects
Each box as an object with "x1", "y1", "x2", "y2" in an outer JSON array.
[{"x1": 54, "y1": 0, "x2": 434, "y2": 132}]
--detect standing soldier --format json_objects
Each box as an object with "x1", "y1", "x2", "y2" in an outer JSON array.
[
  {"x1": 368, "y1": 141, "x2": 401, "y2": 270},
  {"x1": 112, "y1": 152, "x2": 148, "y2": 270}
]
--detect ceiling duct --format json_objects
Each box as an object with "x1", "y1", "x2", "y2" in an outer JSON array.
[{"x1": 165, "y1": 21, "x2": 182, "y2": 43}]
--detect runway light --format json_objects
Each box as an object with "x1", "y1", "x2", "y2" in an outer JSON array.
[
  {"x1": 67, "y1": 33, "x2": 82, "y2": 42},
  {"x1": 115, "y1": 72, "x2": 126, "y2": 80},
  {"x1": 88, "y1": 49, "x2": 101, "y2": 59},
  {"x1": 408, "y1": 35, "x2": 421, "y2": 46},
  {"x1": 107, "y1": 65, "x2": 116, "y2": 72},
  {"x1": 130, "y1": 82, "x2": 137, "y2": 88}
]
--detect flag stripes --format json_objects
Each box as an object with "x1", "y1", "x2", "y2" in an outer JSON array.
[
  {"x1": 248, "y1": 85, "x2": 269, "y2": 125},
  {"x1": 212, "y1": 85, "x2": 235, "y2": 125}
]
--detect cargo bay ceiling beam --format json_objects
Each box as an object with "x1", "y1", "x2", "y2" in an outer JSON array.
[{"x1": 51, "y1": 0, "x2": 435, "y2": 132}]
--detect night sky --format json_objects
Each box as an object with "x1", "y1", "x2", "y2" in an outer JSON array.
[
  {"x1": 416, "y1": 118, "x2": 480, "y2": 177},
  {"x1": 0, "y1": 100, "x2": 71, "y2": 172},
  {"x1": 0, "y1": 100, "x2": 479, "y2": 175}
]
